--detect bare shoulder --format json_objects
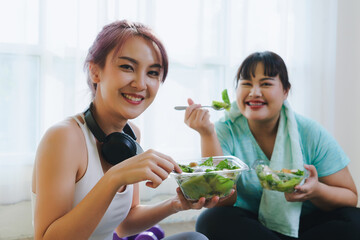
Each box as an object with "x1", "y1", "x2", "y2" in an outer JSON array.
[
  {"x1": 37, "y1": 116, "x2": 84, "y2": 155},
  {"x1": 127, "y1": 121, "x2": 141, "y2": 143},
  {"x1": 35, "y1": 115, "x2": 87, "y2": 184},
  {"x1": 33, "y1": 116, "x2": 88, "y2": 236}
]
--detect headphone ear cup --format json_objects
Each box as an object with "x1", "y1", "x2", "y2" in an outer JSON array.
[{"x1": 101, "y1": 132, "x2": 137, "y2": 165}]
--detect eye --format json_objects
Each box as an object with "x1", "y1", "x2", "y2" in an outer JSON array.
[
  {"x1": 148, "y1": 70, "x2": 160, "y2": 77},
  {"x1": 261, "y1": 82, "x2": 272, "y2": 86},
  {"x1": 241, "y1": 82, "x2": 252, "y2": 86},
  {"x1": 119, "y1": 64, "x2": 134, "y2": 71}
]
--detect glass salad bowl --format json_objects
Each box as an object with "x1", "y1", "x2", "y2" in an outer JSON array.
[
  {"x1": 171, "y1": 156, "x2": 249, "y2": 201},
  {"x1": 253, "y1": 160, "x2": 308, "y2": 193}
]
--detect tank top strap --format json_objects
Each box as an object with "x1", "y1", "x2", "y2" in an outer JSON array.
[{"x1": 72, "y1": 115, "x2": 86, "y2": 128}]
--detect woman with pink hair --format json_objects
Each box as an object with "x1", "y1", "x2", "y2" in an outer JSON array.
[{"x1": 32, "y1": 20, "x2": 215, "y2": 240}]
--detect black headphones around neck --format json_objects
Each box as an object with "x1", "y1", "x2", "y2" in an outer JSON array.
[{"x1": 84, "y1": 103, "x2": 137, "y2": 165}]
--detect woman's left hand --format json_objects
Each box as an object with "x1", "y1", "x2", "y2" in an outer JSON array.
[
  {"x1": 171, "y1": 187, "x2": 235, "y2": 212},
  {"x1": 284, "y1": 164, "x2": 320, "y2": 202}
]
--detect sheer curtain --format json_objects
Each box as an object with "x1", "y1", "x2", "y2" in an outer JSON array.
[{"x1": 0, "y1": 0, "x2": 337, "y2": 204}]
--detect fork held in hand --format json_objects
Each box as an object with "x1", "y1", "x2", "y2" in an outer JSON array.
[{"x1": 174, "y1": 106, "x2": 223, "y2": 110}]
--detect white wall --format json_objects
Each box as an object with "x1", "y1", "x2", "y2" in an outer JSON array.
[{"x1": 334, "y1": 0, "x2": 360, "y2": 205}]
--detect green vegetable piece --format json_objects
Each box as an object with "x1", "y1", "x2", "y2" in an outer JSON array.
[
  {"x1": 292, "y1": 170, "x2": 305, "y2": 176},
  {"x1": 203, "y1": 172, "x2": 217, "y2": 182},
  {"x1": 275, "y1": 177, "x2": 303, "y2": 192},
  {"x1": 214, "y1": 159, "x2": 240, "y2": 171},
  {"x1": 222, "y1": 89, "x2": 230, "y2": 104},
  {"x1": 208, "y1": 174, "x2": 234, "y2": 194},
  {"x1": 180, "y1": 175, "x2": 212, "y2": 199},
  {"x1": 255, "y1": 164, "x2": 305, "y2": 192},
  {"x1": 264, "y1": 174, "x2": 279, "y2": 187},
  {"x1": 211, "y1": 101, "x2": 227, "y2": 109},
  {"x1": 255, "y1": 165, "x2": 267, "y2": 180},
  {"x1": 211, "y1": 89, "x2": 231, "y2": 111},
  {"x1": 212, "y1": 101, "x2": 231, "y2": 111},
  {"x1": 179, "y1": 164, "x2": 194, "y2": 173},
  {"x1": 215, "y1": 159, "x2": 231, "y2": 170},
  {"x1": 200, "y1": 157, "x2": 214, "y2": 167}
]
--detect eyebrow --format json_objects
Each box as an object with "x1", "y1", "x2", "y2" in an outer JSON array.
[
  {"x1": 260, "y1": 77, "x2": 275, "y2": 81},
  {"x1": 240, "y1": 77, "x2": 275, "y2": 81},
  {"x1": 118, "y1": 56, "x2": 162, "y2": 68}
]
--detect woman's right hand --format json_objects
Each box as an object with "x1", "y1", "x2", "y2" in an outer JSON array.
[
  {"x1": 184, "y1": 98, "x2": 215, "y2": 136},
  {"x1": 171, "y1": 187, "x2": 236, "y2": 212},
  {"x1": 110, "y1": 149, "x2": 181, "y2": 189}
]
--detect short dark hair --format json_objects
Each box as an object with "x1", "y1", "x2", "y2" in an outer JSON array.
[
  {"x1": 84, "y1": 20, "x2": 168, "y2": 98},
  {"x1": 235, "y1": 51, "x2": 291, "y2": 91}
]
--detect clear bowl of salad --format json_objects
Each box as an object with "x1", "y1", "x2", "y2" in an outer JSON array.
[
  {"x1": 254, "y1": 160, "x2": 308, "y2": 193},
  {"x1": 171, "y1": 156, "x2": 249, "y2": 201}
]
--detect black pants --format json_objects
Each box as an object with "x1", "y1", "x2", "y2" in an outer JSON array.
[{"x1": 195, "y1": 206, "x2": 360, "y2": 240}]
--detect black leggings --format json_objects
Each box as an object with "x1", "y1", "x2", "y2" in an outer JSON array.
[{"x1": 196, "y1": 206, "x2": 360, "y2": 240}]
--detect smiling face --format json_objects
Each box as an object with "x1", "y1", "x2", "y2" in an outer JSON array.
[
  {"x1": 91, "y1": 36, "x2": 162, "y2": 121},
  {"x1": 236, "y1": 62, "x2": 288, "y2": 124}
]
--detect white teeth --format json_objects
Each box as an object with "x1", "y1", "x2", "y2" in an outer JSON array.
[
  {"x1": 248, "y1": 102, "x2": 264, "y2": 106},
  {"x1": 123, "y1": 94, "x2": 142, "y2": 102}
]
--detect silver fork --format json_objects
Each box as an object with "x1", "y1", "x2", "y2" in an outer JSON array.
[{"x1": 174, "y1": 106, "x2": 223, "y2": 111}]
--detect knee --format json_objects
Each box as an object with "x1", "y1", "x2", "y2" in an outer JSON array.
[
  {"x1": 335, "y1": 207, "x2": 360, "y2": 239},
  {"x1": 196, "y1": 208, "x2": 222, "y2": 233},
  {"x1": 335, "y1": 207, "x2": 360, "y2": 223},
  {"x1": 196, "y1": 206, "x2": 240, "y2": 238},
  {"x1": 163, "y1": 232, "x2": 209, "y2": 240}
]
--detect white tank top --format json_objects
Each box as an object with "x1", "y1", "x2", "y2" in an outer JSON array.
[{"x1": 32, "y1": 115, "x2": 143, "y2": 240}]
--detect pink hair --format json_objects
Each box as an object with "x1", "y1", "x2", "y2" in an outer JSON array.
[{"x1": 84, "y1": 20, "x2": 169, "y2": 98}]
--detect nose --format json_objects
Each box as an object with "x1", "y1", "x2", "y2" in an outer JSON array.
[
  {"x1": 131, "y1": 72, "x2": 147, "y2": 90},
  {"x1": 249, "y1": 85, "x2": 262, "y2": 97}
]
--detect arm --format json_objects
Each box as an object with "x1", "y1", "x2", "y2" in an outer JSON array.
[
  {"x1": 34, "y1": 120, "x2": 121, "y2": 240},
  {"x1": 115, "y1": 184, "x2": 176, "y2": 237},
  {"x1": 184, "y1": 98, "x2": 223, "y2": 157},
  {"x1": 115, "y1": 122, "x2": 178, "y2": 235},
  {"x1": 285, "y1": 118, "x2": 358, "y2": 210},
  {"x1": 116, "y1": 184, "x2": 227, "y2": 237},
  {"x1": 184, "y1": 98, "x2": 237, "y2": 207},
  {"x1": 285, "y1": 164, "x2": 358, "y2": 211},
  {"x1": 115, "y1": 122, "x2": 225, "y2": 237},
  {"x1": 34, "y1": 119, "x2": 182, "y2": 240}
]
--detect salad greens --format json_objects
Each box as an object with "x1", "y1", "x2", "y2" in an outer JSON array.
[
  {"x1": 200, "y1": 157, "x2": 214, "y2": 167},
  {"x1": 181, "y1": 173, "x2": 234, "y2": 200},
  {"x1": 180, "y1": 157, "x2": 240, "y2": 173},
  {"x1": 255, "y1": 164, "x2": 306, "y2": 193},
  {"x1": 176, "y1": 157, "x2": 241, "y2": 200},
  {"x1": 212, "y1": 89, "x2": 231, "y2": 111},
  {"x1": 179, "y1": 164, "x2": 194, "y2": 173},
  {"x1": 215, "y1": 159, "x2": 240, "y2": 171}
]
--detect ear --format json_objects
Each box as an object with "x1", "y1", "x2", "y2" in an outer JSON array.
[
  {"x1": 283, "y1": 87, "x2": 290, "y2": 100},
  {"x1": 89, "y1": 63, "x2": 101, "y2": 83}
]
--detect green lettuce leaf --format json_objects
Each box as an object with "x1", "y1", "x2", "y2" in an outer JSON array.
[
  {"x1": 200, "y1": 157, "x2": 214, "y2": 167},
  {"x1": 211, "y1": 89, "x2": 231, "y2": 111}
]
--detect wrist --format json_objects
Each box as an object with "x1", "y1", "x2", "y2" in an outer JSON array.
[
  {"x1": 169, "y1": 197, "x2": 181, "y2": 214},
  {"x1": 105, "y1": 167, "x2": 126, "y2": 193},
  {"x1": 310, "y1": 181, "x2": 325, "y2": 203},
  {"x1": 199, "y1": 128, "x2": 216, "y2": 138}
]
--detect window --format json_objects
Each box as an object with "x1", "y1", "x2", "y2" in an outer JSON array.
[{"x1": 0, "y1": 0, "x2": 338, "y2": 204}]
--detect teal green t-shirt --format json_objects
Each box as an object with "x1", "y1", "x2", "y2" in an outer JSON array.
[{"x1": 215, "y1": 103, "x2": 350, "y2": 216}]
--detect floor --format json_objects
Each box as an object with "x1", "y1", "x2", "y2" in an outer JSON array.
[
  {"x1": 0, "y1": 195, "x2": 202, "y2": 240},
  {"x1": 0, "y1": 201, "x2": 34, "y2": 240},
  {"x1": 160, "y1": 221, "x2": 197, "y2": 237}
]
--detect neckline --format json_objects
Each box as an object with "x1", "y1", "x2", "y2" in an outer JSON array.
[{"x1": 241, "y1": 116, "x2": 270, "y2": 162}]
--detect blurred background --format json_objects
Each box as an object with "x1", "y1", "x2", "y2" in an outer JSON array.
[{"x1": 0, "y1": 0, "x2": 359, "y2": 238}]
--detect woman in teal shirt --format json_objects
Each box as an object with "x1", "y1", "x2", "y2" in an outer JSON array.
[{"x1": 184, "y1": 51, "x2": 360, "y2": 239}]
